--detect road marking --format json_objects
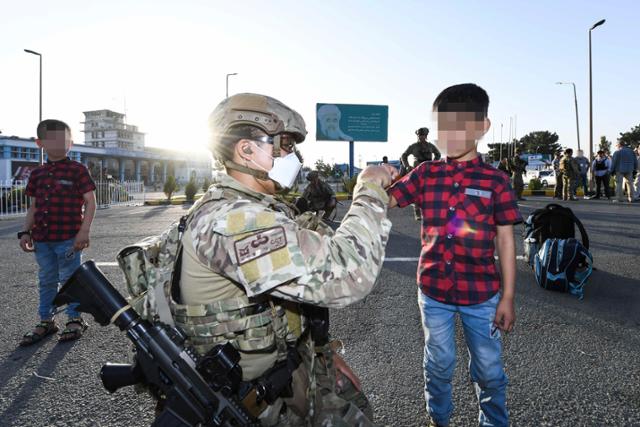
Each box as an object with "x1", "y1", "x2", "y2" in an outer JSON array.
[{"x1": 96, "y1": 262, "x2": 119, "y2": 267}]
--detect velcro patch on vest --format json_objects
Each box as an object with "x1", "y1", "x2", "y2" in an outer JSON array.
[
  {"x1": 464, "y1": 188, "x2": 492, "y2": 199},
  {"x1": 234, "y1": 226, "x2": 287, "y2": 265}
]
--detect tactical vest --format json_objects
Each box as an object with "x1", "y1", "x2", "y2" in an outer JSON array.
[{"x1": 117, "y1": 184, "x2": 326, "y2": 380}]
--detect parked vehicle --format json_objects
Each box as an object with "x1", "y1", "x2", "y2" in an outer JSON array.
[{"x1": 537, "y1": 169, "x2": 557, "y2": 187}]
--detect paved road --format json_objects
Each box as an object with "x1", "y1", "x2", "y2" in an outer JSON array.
[{"x1": 0, "y1": 198, "x2": 638, "y2": 426}]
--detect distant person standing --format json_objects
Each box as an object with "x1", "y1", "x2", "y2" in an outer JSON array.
[
  {"x1": 401, "y1": 127, "x2": 441, "y2": 220},
  {"x1": 591, "y1": 150, "x2": 611, "y2": 199},
  {"x1": 552, "y1": 152, "x2": 563, "y2": 199},
  {"x1": 508, "y1": 149, "x2": 528, "y2": 201},
  {"x1": 19, "y1": 120, "x2": 96, "y2": 345},
  {"x1": 382, "y1": 155, "x2": 389, "y2": 164},
  {"x1": 560, "y1": 148, "x2": 579, "y2": 201},
  {"x1": 574, "y1": 149, "x2": 590, "y2": 198},
  {"x1": 610, "y1": 141, "x2": 637, "y2": 203},
  {"x1": 634, "y1": 146, "x2": 640, "y2": 201},
  {"x1": 497, "y1": 158, "x2": 511, "y2": 177}
]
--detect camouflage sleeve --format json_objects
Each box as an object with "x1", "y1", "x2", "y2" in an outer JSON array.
[
  {"x1": 400, "y1": 143, "x2": 414, "y2": 168},
  {"x1": 269, "y1": 181, "x2": 391, "y2": 308},
  {"x1": 190, "y1": 184, "x2": 391, "y2": 308}
]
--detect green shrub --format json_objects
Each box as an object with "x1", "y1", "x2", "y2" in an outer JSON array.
[
  {"x1": 163, "y1": 176, "x2": 178, "y2": 201},
  {"x1": 202, "y1": 177, "x2": 211, "y2": 192},
  {"x1": 342, "y1": 174, "x2": 358, "y2": 195},
  {"x1": 185, "y1": 179, "x2": 197, "y2": 202},
  {"x1": 528, "y1": 178, "x2": 543, "y2": 191}
]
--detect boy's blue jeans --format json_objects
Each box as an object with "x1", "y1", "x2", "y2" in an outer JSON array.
[
  {"x1": 34, "y1": 239, "x2": 82, "y2": 320},
  {"x1": 418, "y1": 291, "x2": 509, "y2": 427}
]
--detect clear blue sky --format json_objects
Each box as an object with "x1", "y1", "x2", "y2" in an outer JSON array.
[{"x1": 1, "y1": 0, "x2": 638, "y2": 167}]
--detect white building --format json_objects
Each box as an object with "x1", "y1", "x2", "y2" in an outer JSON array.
[{"x1": 1, "y1": 110, "x2": 211, "y2": 184}]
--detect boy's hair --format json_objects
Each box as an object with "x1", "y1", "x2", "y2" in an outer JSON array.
[
  {"x1": 432, "y1": 83, "x2": 489, "y2": 119},
  {"x1": 565, "y1": 148, "x2": 573, "y2": 155},
  {"x1": 37, "y1": 119, "x2": 71, "y2": 139}
]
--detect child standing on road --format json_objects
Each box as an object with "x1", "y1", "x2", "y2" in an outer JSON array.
[
  {"x1": 19, "y1": 119, "x2": 96, "y2": 345},
  {"x1": 387, "y1": 84, "x2": 522, "y2": 427}
]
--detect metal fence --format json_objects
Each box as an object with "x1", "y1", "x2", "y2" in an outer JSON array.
[
  {"x1": 95, "y1": 180, "x2": 145, "y2": 208},
  {"x1": 0, "y1": 180, "x2": 29, "y2": 218},
  {"x1": 0, "y1": 179, "x2": 145, "y2": 219}
]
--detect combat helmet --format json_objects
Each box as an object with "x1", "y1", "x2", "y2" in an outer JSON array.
[{"x1": 208, "y1": 93, "x2": 307, "y2": 181}]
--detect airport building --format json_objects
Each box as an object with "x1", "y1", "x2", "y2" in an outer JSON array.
[{"x1": 0, "y1": 109, "x2": 211, "y2": 184}]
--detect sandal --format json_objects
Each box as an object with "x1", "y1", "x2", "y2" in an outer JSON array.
[
  {"x1": 20, "y1": 320, "x2": 59, "y2": 346},
  {"x1": 59, "y1": 318, "x2": 88, "y2": 342}
]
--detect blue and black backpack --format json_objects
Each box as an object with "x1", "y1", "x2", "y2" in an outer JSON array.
[
  {"x1": 523, "y1": 204, "x2": 593, "y2": 299},
  {"x1": 534, "y1": 238, "x2": 593, "y2": 299}
]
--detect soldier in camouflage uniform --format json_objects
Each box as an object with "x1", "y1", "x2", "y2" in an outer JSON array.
[
  {"x1": 508, "y1": 149, "x2": 528, "y2": 201},
  {"x1": 173, "y1": 93, "x2": 397, "y2": 426},
  {"x1": 560, "y1": 148, "x2": 579, "y2": 201},
  {"x1": 297, "y1": 171, "x2": 337, "y2": 220},
  {"x1": 401, "y1": 127, "x2": 441, "y2": 220}
]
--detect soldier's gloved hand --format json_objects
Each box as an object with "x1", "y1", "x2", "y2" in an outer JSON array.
[
  {"x1": 358, "y1": 164, "x2": 399, "y2": 188},
  {"x1": 332, "y1": 352, "x2": 362, "y2": 393}
]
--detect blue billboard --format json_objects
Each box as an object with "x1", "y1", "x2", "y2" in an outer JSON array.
[{"x1": 316, "y1": 103, "x2": 388, "y2": 142}]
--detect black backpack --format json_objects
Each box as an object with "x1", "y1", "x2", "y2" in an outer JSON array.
[{"x1": 523, "y1": 204, "x2": 589, "y2": 266}]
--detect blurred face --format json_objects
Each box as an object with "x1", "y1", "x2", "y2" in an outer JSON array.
[
  {"x1": 433, "y1": 111, "x2": 489, "y2": 159},
  {"x1": 37, "y1": 129, "x2": 72, "y2": 161},
  {"x1": 577, "y1": 150, "x2": 584, "y2": 157},
  {"x1": 418, "y1": 133, "x2": 427, "y2": 143}
]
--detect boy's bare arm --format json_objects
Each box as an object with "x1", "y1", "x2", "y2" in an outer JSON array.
[
  {"x1": 19, "y1": 198, "x2": 36, "y2": 252},
  {"x1": 74, "y1": 191, "x2": 96, "y2": 250},
  {"x1": 494, "y1": 223, "x2": 516, "y2": 332},
  {"x1": 388, "y1": 194, "x2": 398, "y2": 208}
]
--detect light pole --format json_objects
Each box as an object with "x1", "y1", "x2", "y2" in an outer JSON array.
[
  {"x1": 225, "y1": 73, "x2": 237, "y2": 98},
  {"x1": 589, "y1": 19, "x2": 605, "y2": 188},
  {"x1": 556, "y1": 82, "x2": 581, "y2": 152},
  {"x1": 24, "y1": 48, "x2": 43, "y2": 164}
]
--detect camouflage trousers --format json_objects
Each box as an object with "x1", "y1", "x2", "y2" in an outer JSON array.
[
  {"x1": 269, "y1": 341, "x2": 376, "y2": 427},
  {"x1": 562, "y1": 176, "x2": 576, "y2": 200}
]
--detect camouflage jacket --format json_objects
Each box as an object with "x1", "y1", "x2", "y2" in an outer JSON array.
[
  {"x1": 508, "y1": 156, "x2": 528, "y2": 175},
  {"x1": 401, "y1": 141, "x2": 441, "y2": 168},
  {"x1": 560, "y1": 156, "x2": 580, "y2": 178},
  {"x1": 302, "y1": 180, "x2": 335, "y2": 210},
  {"x1": 183, "y1": 172, "x2": 391, "y2": 308}
]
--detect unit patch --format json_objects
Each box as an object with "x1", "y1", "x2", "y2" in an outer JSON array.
[{"x1": 234, "y1": 226, "x2": 287, "y2": 265}]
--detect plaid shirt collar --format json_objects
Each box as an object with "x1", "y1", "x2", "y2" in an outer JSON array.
[
  {"x1": 45, "y1": 156, "x2": 71, "y2": 165},
  {"x1": 443, "y1": 155, "x2": 483, "y2": 169}
]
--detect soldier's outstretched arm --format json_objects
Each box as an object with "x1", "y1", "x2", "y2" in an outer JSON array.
[{"x1": 192, "y1": 166, "x2": 396, "y2": 308}]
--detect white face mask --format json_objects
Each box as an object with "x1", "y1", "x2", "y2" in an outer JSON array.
[{"x1": 251, "y1": 144, "x2": 302, "y2": 189}]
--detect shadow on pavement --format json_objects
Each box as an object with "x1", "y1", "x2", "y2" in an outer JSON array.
[{"x1": 0, "y1": 340, "x2": 77, "y2": 425}]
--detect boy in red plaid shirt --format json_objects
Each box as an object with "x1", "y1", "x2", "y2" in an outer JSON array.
[
  {"x1": 19, "y1": 120, "x2": 96, "y2": 345},
  {"x1": 388, "y1": 84, "x2": 522, "y2": 427}
]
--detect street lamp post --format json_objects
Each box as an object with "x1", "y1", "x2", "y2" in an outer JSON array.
[
  {"x1": 589, "y1": 19, "x2": 605, "y2": 190},
  {"x1": 225, "y1": 73, "x2": 238, "y2": 98},
  {"x1": 555, "y1": 82, "x2": 581, "y2": 152},
  {"x1": 24, "y1": 48, "x2": 43, "y2": 164}
]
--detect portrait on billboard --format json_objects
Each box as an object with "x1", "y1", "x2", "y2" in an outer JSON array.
[{"x1": 316, "y1": 104, "x2": 354, "y2": 141}]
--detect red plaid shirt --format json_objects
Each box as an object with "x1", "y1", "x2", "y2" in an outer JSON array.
[
  {"x1": 388, "y1": 156, "x2": 522, "y2": 305},
  {"x1": 25, "y1": 157, "x2": 96, "y2": 242}
]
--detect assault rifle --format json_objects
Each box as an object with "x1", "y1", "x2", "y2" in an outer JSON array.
[{"x1": 53, "y1": 260, "x2": 259, "y2": 427}]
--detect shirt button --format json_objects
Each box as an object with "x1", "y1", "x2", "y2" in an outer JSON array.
[
  {"x1": 43, "y1": 223, "x2": 48, "y2": 227},
  {"x1": 447, "y1": 233, "x2": 453, "y2": 239},
  {"x1": 449, "y1": 206, "x2": 455, "y2": 211},
  {"x1": 446, "y1": 260, "x2": 452, "y2": 265},
  {"x1": 453, "y1": 182, "x2": 459, "y2": 188}
]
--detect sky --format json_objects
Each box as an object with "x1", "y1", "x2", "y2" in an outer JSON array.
[{"x1": 1, "y1": 0, "x2": 638, "y2": 168}]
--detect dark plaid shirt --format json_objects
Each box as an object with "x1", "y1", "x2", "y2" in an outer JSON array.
[
  {"x1": 25, "y1": 157, "x2": 96, "y2": 242},
  {"x1": 388, "y1": 156, "x2": 522, "y2": 305}
]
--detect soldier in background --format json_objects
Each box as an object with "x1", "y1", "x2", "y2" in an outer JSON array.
[
  {"x1": 552, "y1": 151, "x2": 563, "y2": 199},
  {"x1": 401, "y1": 127, "x2": 441, "y2": 220},
  {"x1": 297, "y1": 171, "x2": 337, "y2": 220},
  {"x1": 560, "y1": 148, "x2": 579, "y2": 201},
  {"x1": 508, "y1": 149, "x2": 528, "y2": 201},
  {"x1": 174, "y1": 93, "x2": 397, "y2": 426}
]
